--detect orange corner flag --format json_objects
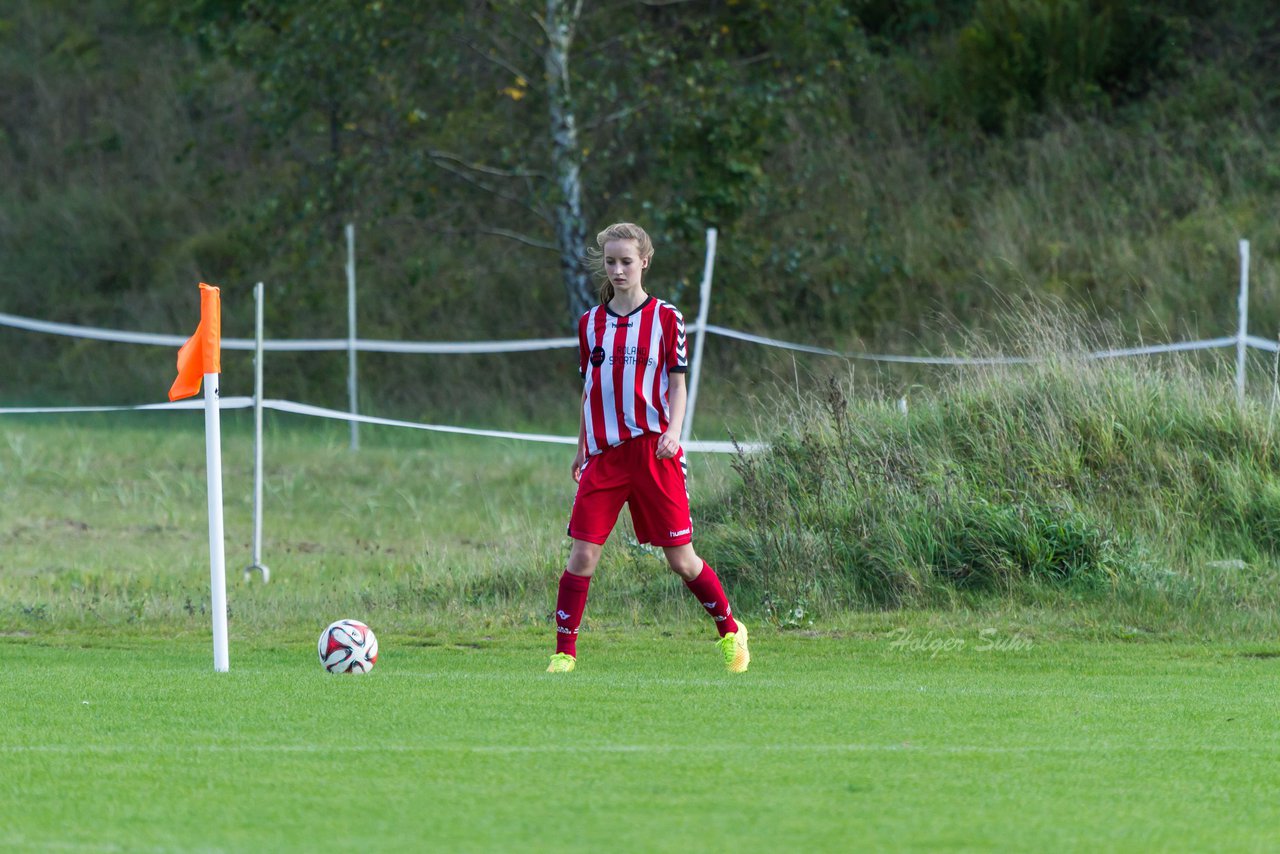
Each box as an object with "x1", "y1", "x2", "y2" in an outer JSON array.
[{"x1": 169, "y1": 283, "x2": 222, "y2": 401}]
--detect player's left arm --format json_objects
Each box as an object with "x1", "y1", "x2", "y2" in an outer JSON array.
[{"x1": 656, "y1": 372, "x2": 685, "y2": 460}]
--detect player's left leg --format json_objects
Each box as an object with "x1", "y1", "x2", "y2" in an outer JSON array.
[
  {"x1": 630, "y1": 436, "x2": 750, "y2": 672},
  {"x1": 663, "y1": 544, "x2": 750, "y2": 673},
  {"x1": 662, "y1": 543, "x2": 734, "y2": 630}
]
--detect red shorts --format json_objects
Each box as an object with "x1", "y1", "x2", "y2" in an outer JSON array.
[{"x1": 567, "y1": 433, "x2": 693, "y2": 547}]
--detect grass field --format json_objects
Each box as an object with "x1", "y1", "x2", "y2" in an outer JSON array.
[
  {"x1": 7, "y1": 631, "x2": 1278, "y2": 851},
  {"x1": 3, "y1": 416, "x2": 1280, "y2": 851}
]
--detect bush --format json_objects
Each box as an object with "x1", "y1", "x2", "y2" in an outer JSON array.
[{"x1": 949, "y1": 0, "x2": 1189, "y2": 131}]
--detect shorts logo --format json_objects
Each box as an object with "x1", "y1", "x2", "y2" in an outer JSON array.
[
  {"x1": 669, "y1": 527, "x2": 691, "y2": 538},
  {"x1": 590, "y1": 345, "x2": 605, "y2": 367}
]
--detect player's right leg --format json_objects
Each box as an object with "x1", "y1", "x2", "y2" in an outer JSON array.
[
  {"x1": 550, "y1": 447, "x2": 627, "y2": 672},
  {"x1": 547, "y1": 445, "x2": 632, "y2": 670},
  {"x1": 548, "y1": 539, "x2": 603, "y2": 672}
]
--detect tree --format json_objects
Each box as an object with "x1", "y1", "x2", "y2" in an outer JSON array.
[
  {"x1": 543, "y1": 0, "x2": 592, "y2": 317},
  {"x1": 158, "y1": 0, "x2": 866, "y2": 324}
]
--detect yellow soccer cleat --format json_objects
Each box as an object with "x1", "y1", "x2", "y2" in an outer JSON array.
[
  {"x1": 546, "y1": 652, "x2": 576, "y2": 673},
  {"x1": 716, "y1": 620, "x2": 750, "y2": 673}
]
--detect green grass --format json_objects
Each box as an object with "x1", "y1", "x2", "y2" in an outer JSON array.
[
  {"x1": 6, "y1": 630, "x2": 1278, "y2": 851},
  {"x1": 3, "y1": 405, "x2": 1280, "y2": 849}
]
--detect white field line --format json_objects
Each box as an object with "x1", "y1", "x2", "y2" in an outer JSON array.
[
  {"x1": 2, "y1": 742, "x2": 1273, "y2": 755},
  {"x1": 0, "y1": 839, "x2": 121, "y2": 853}
]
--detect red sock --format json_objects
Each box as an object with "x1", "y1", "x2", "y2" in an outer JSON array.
[
  {"x1": 554, "y1": 571, "x2": 592, "y2": 657},
  {"x1": 684, "y1": 562, "x2": 738, "y2": 636}
]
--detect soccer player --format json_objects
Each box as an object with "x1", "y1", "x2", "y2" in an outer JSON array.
[{"x1": 546, "y1": 222, "x2": 750, "y2": 674}]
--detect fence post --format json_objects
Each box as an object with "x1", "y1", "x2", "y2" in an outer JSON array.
[
  {"x1": 244, "y1": 281, "x2": 270, "y2": 583},
  {"x1": 682, "y1": 227, "x2": 718, "y2": 446},
  {"x1": 346, "y1": 223, "x2": 360, "y2": 450},
  {"x1": 1237, "y1": 238, "x2": 1250, "y2": 407}
]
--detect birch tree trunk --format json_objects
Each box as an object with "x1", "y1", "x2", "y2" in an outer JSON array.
[{"x1": 545, "y1": 0, "x2": 593, "y2": 321}]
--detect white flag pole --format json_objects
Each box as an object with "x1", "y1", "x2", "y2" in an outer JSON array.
[
  {"x1": 204, "y1": 370, "x2": 230, "y2": 672},
  {"x1": 682, "y1": 227, "x2": 718, "y2": 446}
]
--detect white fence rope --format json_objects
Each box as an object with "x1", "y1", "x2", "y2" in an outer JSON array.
[
  {"x1": 703, "y1": 326, "x2": 1246, "y2": 364},
  {"x1": 0, "y1": 396, "x2": 762, "y2": 454},
  {"x1": 0, "y1": 316, "x2": 1255, "y2": 456},
  {"x1": 0, "y1": 397, "x2": 255, "y2": 414},
  {"x1": 2, "y1": 235, "x2": 1263, "y2": 369},
  {"x1": 0, "y1": 310, "x2": 1248, "y2": 364},
  {"x1": 261, "y1": 399, "x2": 760, "y2": 453},
  {"x1": 1246, "y1": 334, "x2": 1279, "y2": 353},
  {"x1": 0, "y1": 310, "x2": 581, "y2": 353}
]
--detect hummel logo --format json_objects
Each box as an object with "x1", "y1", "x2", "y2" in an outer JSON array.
[
  {"x1": 702, "y1": 601, "x2": 718, "y2": 609},
  {"x1": 556, "y1": 626, "x2": 577, "y2": 634},
  {"x1": 556, "y1": 610, "x2": 571, "y2": 620},
  {"x1": 668, "y1": 527, "x2": 691, "y2": 538}
]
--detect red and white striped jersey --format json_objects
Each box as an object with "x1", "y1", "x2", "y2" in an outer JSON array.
[{"x1": 578, "y1": 297, "x2": 687, "y2": 456}]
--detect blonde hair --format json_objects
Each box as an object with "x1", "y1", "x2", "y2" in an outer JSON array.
[{"x1": 585, "y1": 222, "x2": 655, "y2": 304}]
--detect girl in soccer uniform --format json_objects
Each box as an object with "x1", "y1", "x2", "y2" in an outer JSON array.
[{"x1": 547, "y1": 222, "x2": 750, "y2": 674}]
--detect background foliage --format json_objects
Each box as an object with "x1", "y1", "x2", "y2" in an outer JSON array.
[{"x1": 2, "y1": 0, "x2": 1279, "y2": 429}]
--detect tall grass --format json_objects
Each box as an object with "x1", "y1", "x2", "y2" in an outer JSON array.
[{"x1": 701, "y1": 307, "x2": 1280, "y2": 634}]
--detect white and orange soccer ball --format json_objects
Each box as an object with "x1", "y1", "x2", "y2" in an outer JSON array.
[{"x1": 318, "y1": 619, "x2": 379, "y2": 674}]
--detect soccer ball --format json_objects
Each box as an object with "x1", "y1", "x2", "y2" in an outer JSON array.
[{"x1": 318, "y1": 619, "x2": 379, "y2": 674}]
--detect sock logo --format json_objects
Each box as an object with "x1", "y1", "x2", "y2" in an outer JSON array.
[
  {"x1": 556, "y1": 609, "x2": 572, "y2": 621},
  {"x1": 702, "y1": 601, "x2": 718, "y2": 609},
  {"x1": 556, "y1": 626, "x2": 577, "y2": 635}
]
